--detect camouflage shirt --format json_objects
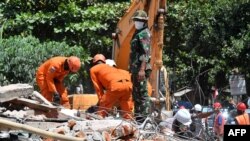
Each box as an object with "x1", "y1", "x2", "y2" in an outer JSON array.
[{"x1": 129, "y1": 27, "x2": 152, "y2": 73}]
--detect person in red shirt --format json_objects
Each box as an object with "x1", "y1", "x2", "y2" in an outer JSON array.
[
  {"x1": 36, "y1": 56, "x2": 81, "y2": 108},
  {"x1": 90, "y1": 54, "x2": 133, "y2": 119}
]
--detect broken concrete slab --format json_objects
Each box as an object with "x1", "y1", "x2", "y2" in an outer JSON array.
[
  {"x1": 9, "y1": 98, "x2": 57, "y2": 112},
  {"x1": 0, "y1": 83, "x2": 34, "y2": 103},
  {"x1": 73, "y1": 119, "x2": 133, "y2": 131}
]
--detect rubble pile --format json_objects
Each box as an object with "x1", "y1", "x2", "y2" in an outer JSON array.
[{"x1": 0, "y1": 84, "x2": 193, "y2": 141}]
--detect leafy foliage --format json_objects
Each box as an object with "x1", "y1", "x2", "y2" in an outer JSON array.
[
  {"x1": 0, "y1": 35, "x2": 90, "y2": 90},
  {"x1": 0, "y1": 0, "x2": 129, "y2": 92},
  {"x1": 165, "y1": 0, "x2": 250, "y2": 97},
  {"x1": 0, "y1": 0, "x2": 129, "y2": 57}
]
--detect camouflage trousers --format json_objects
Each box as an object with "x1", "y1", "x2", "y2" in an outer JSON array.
[{"x1": 131, "y1": 73, "x2": 151, "y2": 121}]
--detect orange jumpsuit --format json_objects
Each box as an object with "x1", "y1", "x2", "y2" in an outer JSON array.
[
  {"x1": 90, "y1": 64, "x2": 133, "y2": 119},
  {"x1": 36, "y1": 56, "x2": 70, "y2": 108}
]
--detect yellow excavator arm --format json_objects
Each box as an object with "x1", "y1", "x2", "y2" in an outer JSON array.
[
  {"x1": 112, "y1": 0, "x2": 170, "y2": 110},
  {"x1": 70, "y1": 0, "x2": 170, "y2": 112}
]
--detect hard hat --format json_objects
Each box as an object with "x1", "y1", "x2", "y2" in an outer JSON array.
[
  {"x1": 93, "y1": 54, "x2": 106, "y2": 64},
  {"x1": 237, "y1": 102, "x2": 246, "y2": 112},
  {"x1": 213, "y1": 102, "x2": 222, "y2": 109},
  {"x1": 193, "y1": 104, "x2": 202, "y2": 112},
  {"x1": 174, "y1": 109, "x2": 192, "y2": 125},
  {"x1": 105, "y1": 59, "x2": 116, "y2": 67},
  {"x1": 132, "y1": 10, "x2": 148, "y2": 21},
  {"x1": 67, "y1": 56, "x2": 81, "y2": 73}
]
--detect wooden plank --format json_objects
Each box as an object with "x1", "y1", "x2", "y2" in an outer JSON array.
[
  {"x1": 8, "y1": 98, "x2": 59, "y2": 118},
  {"x1": 8, "y1": 98, "x2": 83, "y2": 119},
  {"x1": 69, "y1": 94, "x2": 98, "y2": 110},
  {"x1": 0, "y1": 118, "x2": 86, "y2": 141},
  {"x1": 9, "y1": 98, "x2": 57, "y2": 112}
]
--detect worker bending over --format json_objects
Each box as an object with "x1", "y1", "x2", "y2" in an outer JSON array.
[
  {"x1": 90, "y1": 54, "x2": 133, "y2": 119},
  {"x1": 36, "y1": 56, "x2": 81, "y2": 108},
  {"x1": 159, "y1": 109, "x2": 192, "y2": 139}
]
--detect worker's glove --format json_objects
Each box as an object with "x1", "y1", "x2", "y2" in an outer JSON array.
[
  {"x1": 53, "y1": 92, "x2": 61, "y2": 105},
  {"x1": 86, "y1": 102, "x2": 99, "y2": 113}
]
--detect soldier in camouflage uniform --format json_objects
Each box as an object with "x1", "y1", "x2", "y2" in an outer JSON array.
[{"x1": 129, "y1": 10, "x2": 152, "y2": 123}]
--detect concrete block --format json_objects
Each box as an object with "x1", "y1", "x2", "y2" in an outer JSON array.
[{"x1": 0, "y1": 83, "x2": 34, "y2": 103}]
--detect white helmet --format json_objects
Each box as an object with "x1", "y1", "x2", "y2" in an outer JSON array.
[
  {"x1": 106, "y1": 59, "x2": 116, "y2": 67},
  {"x1": 174, "y1": 109, "x2": 192, "y2": 125},
  {"x1": 193, "y1": 104, "x2": 202, "y2": 112}
]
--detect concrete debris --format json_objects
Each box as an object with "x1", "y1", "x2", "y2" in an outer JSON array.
[
  {"x1": 68, "y1": 119, "x2": 77, "y2": 129},
  {"x1": 2, "y1": 110, "x2": 27, "y2": 119},
  {"x1": 32, "y1": 91, "x2": 54, "y2": 106},
  {"x1": 0, "y1": 107, "x2": 6, "y2": 113},
  {"x1": 0, "y1": 83, "x2": 33, "y2": 103},
  {"x1": 0, "y1": 118, "x2": 86, "y2": 141},
  {"x1": 0, "y1": 83, "x2": 196, "y2": 141},
  {"x1": 60, "y1": 109, "x2": 79, "y2": 118},
  {"x1": 92, "y1": 132, "x2": 103, "y2": 141},
  {"x1": 10, "y1": 97, "x2": 58, "y2": 112}
]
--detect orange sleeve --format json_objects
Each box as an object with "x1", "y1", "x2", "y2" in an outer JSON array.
[{"x1": 90, "y1": 67, "x2": 104, "y2": 99}]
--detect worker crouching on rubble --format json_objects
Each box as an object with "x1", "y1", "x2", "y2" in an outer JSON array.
[
  {"x1": 90, "y1": 54, "x2": 133, "y2": 119},
  {"x1": 36, "y1": 56, "x2": 81, "y2": 108},
  {"x1": 190, "y1": 104, "x2": 205, "y2": 140},
  {"x1": 159, "y1": 108, "x2": 193, "y2": 139}
]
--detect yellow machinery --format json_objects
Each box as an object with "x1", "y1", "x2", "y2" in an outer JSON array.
[
  {"x1": 70, "y1": 0, "x2": 170, "y2": 111},
  {"x1": 112, "y1": 0, "x2": 170, "y2": 110}
]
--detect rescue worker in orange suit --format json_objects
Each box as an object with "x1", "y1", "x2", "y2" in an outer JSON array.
[
  {"x1": 90, "y1": 54, "x2": 133, "y2": 119},
  {"x1": 36, "y1": 56, "x2": 81, "y2": 108},
  {"x1": 106, "y1": 59, "x2": 152, "y2": 97},
  {"x1": 234, "y1": 102, "x2": 250, "y2": 125},
  {"x1": 213, "y1": 102, "x2": 225, "y2": 141},
  {"x1": 105, "y1": 59, "x2": 153, "y2": 113}
]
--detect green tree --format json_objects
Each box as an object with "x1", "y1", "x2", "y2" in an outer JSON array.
[
  {"x1": 165, "y1": 0, "x2": 250, "y2": 103},
  {"x1": 0, "y1": 0, "x2": 129, "y2": 57}
]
